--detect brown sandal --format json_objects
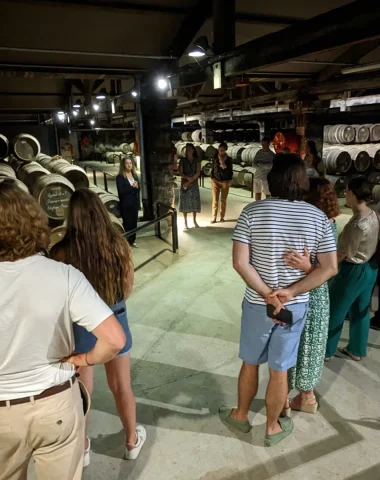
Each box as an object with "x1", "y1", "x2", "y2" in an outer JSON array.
[{"x1": 338, "y1": 347, "x2": 362, "y2": 362}]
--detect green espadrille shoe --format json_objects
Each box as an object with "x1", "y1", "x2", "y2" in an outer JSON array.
[
  {"x1": 264, "y1": 417, "x2": 294, "y2": 447},
  {"x1": 219, "y1": 407, "x2": 252, "y2": 433}
]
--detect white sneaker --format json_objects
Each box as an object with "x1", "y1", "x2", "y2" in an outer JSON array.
[
  {"x1": 125, "y1": 425, "x2": 146, "y2": 461},
  {"x1": 83, "y1": 437, "x2": 91, "y2": 468}
]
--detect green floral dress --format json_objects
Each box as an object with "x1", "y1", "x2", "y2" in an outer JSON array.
[{"x1": 288, "y1": 221, "x2": 337, "y2": 391}]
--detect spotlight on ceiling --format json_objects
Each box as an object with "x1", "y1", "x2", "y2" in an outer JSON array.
[
  {"x1": 93, "y1": 103, "x2": 100, "y2": 111},
  {"x1": 131, "y1": 90, "x2": 138, "y2": 97},
  {"x1": 96, "y1": 88, "x2": 107, "y2": 100},
  {"x1": 157, "y1": 78, "x2": 168, "y2": 90},
  {"x1": 90, "y1": 119, "x2": 96, "y2": 125},
  {"x1": 73, "y1": 99, "x2": 82, "y2": 108},
  {"x1": 188, "y1": 36, "x2": 210, "y2": 57},
  {"x1": 72, "y1": 110, "x2": 79, "y2": 116},
  {"x1": 57, "y1": 111, "x2": 65, "y2": 121}
]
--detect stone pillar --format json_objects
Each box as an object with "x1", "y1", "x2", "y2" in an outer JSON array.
[{"x1": 138, "y1": 97, "x2": 177, "y2": 220}]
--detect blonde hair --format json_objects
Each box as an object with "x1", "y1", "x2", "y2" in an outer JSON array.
[{"x1": 118, "y1": 154, "x2": 135, "y2": 177}]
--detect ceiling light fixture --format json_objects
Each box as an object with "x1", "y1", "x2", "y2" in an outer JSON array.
[
  {"x1": 90, "y1": 119, "x2": 96, "y2": 125},
  {"x1": 72, "y1": 110, "x2": 79, "y2": 116},
  {"x1": 131, "y1": 90, "x2": 138, "y2": 97},
  {"x1": 96, "y1": 88, "x2": 107, "y2": 100},
  {"x1": 157, "y1": 78, "x2": 168, "y2": 90},
  {"x1": 341, "y1": 62, "x2": 380, "y2": 75},
  {"x1": 73, "y1": 99, "x2": 82, "y2": 108},
  {"x1": 188, "y1": 36, "x2": 210, "y2": 57},
  {"x1": 93, "y1": 103, "x2": 100, "y2": 111}
]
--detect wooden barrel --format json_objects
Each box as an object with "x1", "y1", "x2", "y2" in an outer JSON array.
[
  {"x1": 175, "y1": 142, "x2": 188, "y2": 158},
  {"x1": 362, "y1": 144, "x2": 380, "y2": 169},
  {"x1": 50, "y1": 162, "x2": 89, "y2": 189},
  {"x1": 373, "y1": 185, "x2": 380, "y2": 204},
  {"x1": 324, "y1": 125, "x2": 356, "y2": 144},
  {"x1": 241, "y1": 146, "x2": 261, "y2": 166},
  {"x1": 231, "y1": 165, "x2": 244, "y2": 186},
  {"x1": 90, "y1": 186, "x2": 120, "y2": 216},
  {"x1": 17, "y1": 162, "x2": 50, "y2": 191},
  {"x1": 191, "y1": 129, "x2": 202, "y2": 142},
  {"x1": 49, "y1": 225, "x2": 66, "y2": 247},
  {"x1": 35, "y1": 153, "x2": 54, "y2": 168},
  {"x1": 0, "y1": 134, "x2": 9, "y2": 159},
  {"x1": 0, "y1": 162, "x2": 16, "y2": 179},
  {"x1": 214, "y1": 130, "x2": 224, "y2": 143},
  {"x1": 225, "y1": 129, "x2": 234, "y2": 142},
  {"x1": 322, "y1": 148, "x2": 352, "y2": 173},
  {"x1": 369, "y1": 171, "x2": 380, "y2": 184},
  {"x1": 13, "y1": 134, "x2": 41, "y2": 161},
  {"x1": 201, "y1": 160, "x2": 212, "y2": 177},
  {"x1": 346, "y1": 146, "x2": 371, "y2": 171},
  {"x1": 119, "y1": 143, "x2": 131, "y2": 154},
  {"x1": 105, "y1": 152, "x2": 116, "y2": 164},
  {"x1": 228, "y1": 145, "x2": 245, "y2": 164},
  {"x1": 32, "y1": 174, "x2": 75, "y2": 220},
  {"x1": 326, "y1": 175, "x2": 346, "y2": 198},
  {"x1": 200, "y1": 144, "x2": 217, "y2": 159},
  {"x1": 8, "y1": 156, "x2": 24, "y2": 173},
  {"x1": 353, "y1": 124, "x2": 370, "y2": 143},
  {"x1": 243, "y1": 167, "x2": 255, "y2": 188},
  {"x1": 181, "y1": 132, "x2": 192, "y2": 141},
  {"x1": 235, "y1": 129, "x2": 245, "y2": 143},
  {"x1": 365, "y1": 124, "x2": 380, "y2": 142},
  {"x1": 109, "y1": 213, "x2": 124, "y2": 234},
  {"x1": 193, "y1": 144, "x2": 203, "y2": 159},
  {"x1": 273, "y1": 131, "x2": 298, "y2": 153}
]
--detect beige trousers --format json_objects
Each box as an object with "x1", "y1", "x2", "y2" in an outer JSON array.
[
  {"x1": 0, "y1": 381, "x2": 84, "y2": 480},
  {"x1": 212, "y1": 179, "x2": 230, "y2": 219}
]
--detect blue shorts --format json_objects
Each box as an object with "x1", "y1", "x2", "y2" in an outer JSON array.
[
  {"x1": 239, "y1": 300, "x2": 308, "y2": 372},
  {"x1": 73, "y1": 299, "x2": 132, "y2": 357}
]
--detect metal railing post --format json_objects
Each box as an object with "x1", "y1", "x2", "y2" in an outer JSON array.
[
  {"x1": 103, "y1": 172, "x2": 108, "y2": 192},
  {"x1": 92, "y1": 169, "x2": 97, "y2": 186},
  {"x1": 251, "y1": 172, "x2": 254, "y2": 199},
  {"x1": 172, "y1": 208, "x2": 178, "y2": 253},
  {"x1": 156, "y1": 203, "x2": 161, "y2": 239}
]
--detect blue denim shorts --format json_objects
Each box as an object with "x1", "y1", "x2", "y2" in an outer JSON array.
[
  {"x1": 73, "y1": 299, "x2": 132, "y2": 357},
  {"x1": 239, "y1": 299, "x2": 308, "y2": 372}
]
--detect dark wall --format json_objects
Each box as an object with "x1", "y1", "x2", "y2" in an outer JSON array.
[{"x1": 0, "y1": 125, "x2": 58, "y2": 156}]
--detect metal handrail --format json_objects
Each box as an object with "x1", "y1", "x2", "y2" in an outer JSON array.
[
  {"x1": 200, "y1": 168, "x2": 254, "y2": 199},
  {"x1": 80, "y1": 163, "x2": 179, "y2": 253}
]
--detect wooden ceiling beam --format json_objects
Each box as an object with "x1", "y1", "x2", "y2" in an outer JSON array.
[
  {"x1": 222, "y1": 0, "x2": 380, "y2": 76},
  {"x1": 317, "y1": 39, "x2": 380, "y2": 82}
]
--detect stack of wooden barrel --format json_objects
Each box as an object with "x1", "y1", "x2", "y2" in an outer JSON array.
[
  {"x1": 322, "y1": 123, "x2": 380, "y2": 199},
  {"x1": 0, "y1": 133, "x2": 124, "y2": 245}
]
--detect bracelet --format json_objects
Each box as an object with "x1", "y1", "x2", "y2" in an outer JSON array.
[{"x1": 85, "y1": 352, "x2": 94, "y2": 367}]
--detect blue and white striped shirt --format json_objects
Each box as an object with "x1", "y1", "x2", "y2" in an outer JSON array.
[{"x1": 232, "y1": 199, "x2": 337, "y2": 305}]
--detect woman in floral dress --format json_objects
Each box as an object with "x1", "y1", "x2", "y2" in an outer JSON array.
[{"x1": 283, "y1": 178, "x2": 339, "y2": 414}]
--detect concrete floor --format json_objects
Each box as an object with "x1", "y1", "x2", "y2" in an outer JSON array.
[{"x1": 29, "y1": 168, "x2": 380, "y2": 480}]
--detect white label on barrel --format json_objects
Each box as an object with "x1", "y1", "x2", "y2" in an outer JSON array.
[{"x1": 40, "y1": 186, "x2": 71, "y2": 218}]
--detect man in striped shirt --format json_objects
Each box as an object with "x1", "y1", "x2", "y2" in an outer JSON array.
[{"x1": 220, "y1": 154, "x2": 337, "y2": 446}]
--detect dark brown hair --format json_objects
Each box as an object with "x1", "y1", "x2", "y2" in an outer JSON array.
[
  {"x1": 219, "y1": 142, "x2": 228, "y2": 150},
  {"x1": 186, "y1": 143, "x2": 198, "y2": 158},
  {"x1": 307, "y1": 178, "x2": 340, "y2": 219},
  {"x1": 347, "y1": 176, "x2": 372, "y2": 203},
  {"x1": 50, "y1": 189, "x2": 134, "y2": 305},
  {"x1": 0, "y1": 180, "x2": 49, "y2": 262},
  {"x1": 267, "y1": 154, "x2": 309, "y2": 201}
]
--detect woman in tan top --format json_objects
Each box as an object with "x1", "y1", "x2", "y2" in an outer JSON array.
[{"x1": 325, "y1": 177, "x2": 378, "y2": 361}]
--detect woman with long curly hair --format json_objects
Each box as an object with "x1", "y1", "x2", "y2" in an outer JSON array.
[
  {"x1": 50, "y1": 189, "x2": 146, "y2": 466},
  {"x1": 282, "y1": 178, "x2": 339, "y2": 414}
]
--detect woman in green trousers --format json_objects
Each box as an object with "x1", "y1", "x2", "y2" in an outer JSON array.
[{"x1": 325, "y1": 177, "x2": 379, "y2": 361}]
